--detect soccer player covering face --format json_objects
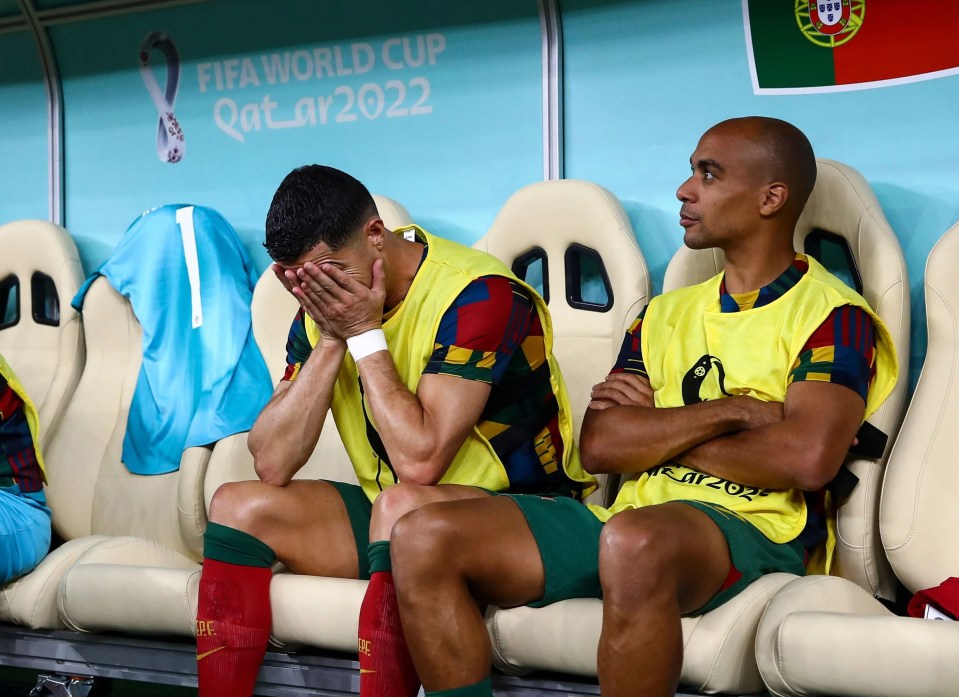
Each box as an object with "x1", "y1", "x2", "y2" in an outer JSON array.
[
  {"x1": 389, "y1": 117, "x2": 898, "y2": 697},
  {"x1": 194, "y1": 165, "x2": 594, "y2": 697}
]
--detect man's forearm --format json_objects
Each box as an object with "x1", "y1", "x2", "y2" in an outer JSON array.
[
  {"x1": 677, "y1": 419, "x2": 840, "y2": 491},
  {"x1": 580, "y1": 396, "x2": 770, "y2": 475},
  {"x1": 354, "y1": 352, "x2": 461, "y2": 485},
  {"x1": 676, "y1": 382, "x2": 866, "y2": 491},
  {"x1": 248, "y1": 341, "x2": 346, "y2": 485}
]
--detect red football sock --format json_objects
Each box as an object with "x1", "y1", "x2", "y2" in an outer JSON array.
[
  {"x1": 358, "y1": 541, "x2": 420, "y2": 697},
  {"x1": 197, "y1": 523, "x2": 275, "y2": 697}
]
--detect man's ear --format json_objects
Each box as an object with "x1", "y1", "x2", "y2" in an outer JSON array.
[
  {"x1": 365, "y1": 218, "x2": 387, "y2": 251},
  {"x1": 759, "y1": 182, "x2": 789, "y2": 216}
]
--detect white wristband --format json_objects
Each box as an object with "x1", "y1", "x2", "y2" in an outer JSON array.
[{"x1": 346, "y1": 328, "x2": 388, "y2": 362}]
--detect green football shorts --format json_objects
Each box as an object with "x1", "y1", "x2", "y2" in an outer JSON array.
[
  {"x1": 504, "y1": 495, "x2": 807, "y2": 614},
  {"x1": 681, "y1": 500, "x2": 806, "y2": 614},
  {"x1": 332, "y1": 479, "x2": 580, "y2": 581},
  {"x1": 502, "y1": 494, "x2": 605, "y2": 607},
  {"x1": 326, "y1": 481, "x2": 373, "y2": 580}
]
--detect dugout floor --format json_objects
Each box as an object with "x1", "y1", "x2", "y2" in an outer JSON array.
[{"x1": 0, "y1": 625, "x2": 753, "y2": 696}]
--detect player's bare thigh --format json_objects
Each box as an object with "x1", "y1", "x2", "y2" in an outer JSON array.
[
  {"x1": 208, "y1": 479, "x2": 359, "y2": 578},
  {"x1": 392, "y1": 494, "x2": 545, "y2": 607}
]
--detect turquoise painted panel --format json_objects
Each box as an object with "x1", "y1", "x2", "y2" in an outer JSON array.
[
  {"x1": 50, "y1": 0, "x2": 543, "y2": 274},
  {"x1": 562, "y1": 0, "x2": 959, "y2": 385},
  {"x1": 0, "y1": 0, "x2": 22, "y2": 18},
  {"x1": 0, "y1": 30, "x2": 48, "y2": 223}
]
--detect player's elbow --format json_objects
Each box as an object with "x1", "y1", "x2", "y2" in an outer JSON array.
[
  {"x1": 393, "y1": 452, "x2": 447, "y2": 486},
  {"x1": 580, "y1": 421, "x2": 615, "y2": 474},
  {"x1": 580, "y1": 439, "x2": 604, "y2": 474},
  {"x1": 794, "y1": 448, "x2": 844, "y2": 492},
  {"x1": 253, "y1": 455, "x2": 294, "y2": 487}
]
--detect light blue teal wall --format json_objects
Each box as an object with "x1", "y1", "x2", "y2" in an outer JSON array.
[
  {"x1": 0, "y1": 30, "x2": 48, "y2": 222},
  {"x1": 562, "y1": 0, "x2": 959, "y2": 382},
  {"x1": 49, "y1": 0, "x2": 544, "y2": 272}
]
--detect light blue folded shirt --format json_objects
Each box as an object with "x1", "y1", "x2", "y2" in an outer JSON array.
[{"x1": 74, "y1": 204, "x2": 272, "y2": 475}]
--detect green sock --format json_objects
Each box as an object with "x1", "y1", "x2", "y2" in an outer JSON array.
[
  {"x1": 203, "y1": 521, "x2": 275, "y2": 567},
  {"x1": 368, "y1": 540, "x2": 392, "y2": 574},
  {"x1": 426, "y1": 677, "x2": 493, "y2": 696}
]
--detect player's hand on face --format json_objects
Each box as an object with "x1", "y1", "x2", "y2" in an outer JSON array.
[
  {"x1": 295, "y1": 258, "x2": 386, "y2": 340},
  {"x1": 273, "y1": 263, "x2": 346, "y2": 343},
  {"x1": 272, "y1": 263, "x2": 297, "y2": 295},
  {"x1": 286, "y1": 268, "x2": 344, "y2": 344},
  {"x1": 588, "y1": 372, "x2": 654, "y2": 410}
]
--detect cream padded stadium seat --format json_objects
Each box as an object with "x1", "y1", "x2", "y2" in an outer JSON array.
[
  {"x1": 44, "y1": 278, "x2": 210, "y2": 553},
  {"x1": 665, "y1": 158, "x2": 911, "y2": 600},
  {"x1": 755, "y1": 221, "x2": 959, "y2": 697},
  {"x1": 50, "y1": 278, "x2": 211, "y2": 633},
  {"x1": 0, "y1": 220, "x2": 93, "y2": 628},
  {"x1": 485, "y1": 162, "x2": 910, "y2": 694},
  {"x1": 473, "y1": 180, "x2": 650, "y2": 441},
  {"x1": 0, "y1": 536, "x2": 108, "y2": 628},
  {"x1": 473, "y1": 179, "x2": 650, "y2": 508},
  {"x1": 0, "y1": 276, "x2": 211, "y2": 632},
  {"x1": 0, "y1": 219, "x2": 84, "y2": 447}
]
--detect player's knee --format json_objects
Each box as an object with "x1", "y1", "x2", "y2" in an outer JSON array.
[
  {"x1": 372, "y1": 482, "x2": 435, "y2": 537},
  {"x1": 391, "y1": 505, "x2": 458, "y2": 578},
  {"x1": 599, "y1": 514, "x2": 676, "y2": 601},
  {"x1": 208, "y1": 481, "x2": 271, "y2": 532}
]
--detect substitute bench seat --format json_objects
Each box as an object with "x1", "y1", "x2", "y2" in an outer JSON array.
[{"x1": 754, "y1": 220, "x2": 959, "y2": 697}]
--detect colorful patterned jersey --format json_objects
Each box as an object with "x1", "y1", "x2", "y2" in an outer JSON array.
[{"x1": 0, "y1": 376, "x2": 43, "y2": 494}]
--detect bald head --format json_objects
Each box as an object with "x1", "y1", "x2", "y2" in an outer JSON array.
[{"x1": 706, "y1": 117, "x2": 817, "y2": 217}]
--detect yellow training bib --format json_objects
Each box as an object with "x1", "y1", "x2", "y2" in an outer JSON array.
[{"x1": 591, "y1": 257, "x2": 896, "y2": 570}]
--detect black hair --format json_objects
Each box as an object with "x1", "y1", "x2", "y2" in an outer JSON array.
[{"x1": 264, "y1": 165, "x2": 377, "y2": 262}]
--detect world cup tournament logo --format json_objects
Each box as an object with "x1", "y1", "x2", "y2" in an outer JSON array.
[{"x1": 140, "y1": 31, "x2": 185, "y2": 163}]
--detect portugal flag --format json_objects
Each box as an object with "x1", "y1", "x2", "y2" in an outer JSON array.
[{"x1": 745, "y1": 1, "x2": 959, "y2": 93}]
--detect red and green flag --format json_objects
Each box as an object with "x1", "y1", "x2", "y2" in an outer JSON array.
[{"x1": 744, "y1": 1, "x2": 959, "y2": 93}]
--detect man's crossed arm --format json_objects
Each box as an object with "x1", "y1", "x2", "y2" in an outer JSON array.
[{"x1": 580, "y1": 372, "x2": 864, "y2": 492}]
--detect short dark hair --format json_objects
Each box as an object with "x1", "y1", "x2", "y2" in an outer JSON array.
[{"x1": 264, "y1": 165, "x2": 377, "y2": 262}]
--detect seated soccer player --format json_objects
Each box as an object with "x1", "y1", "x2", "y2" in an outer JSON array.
[
  {"x1": 195, "y1": 165, "x2": 594, "y2": 697},
  {"x1": 0, "y1": 353, "x2": 51, "y2": 585},
  {"x1": 389, "y1": 117, "x2": 898, "y2": 697}
]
